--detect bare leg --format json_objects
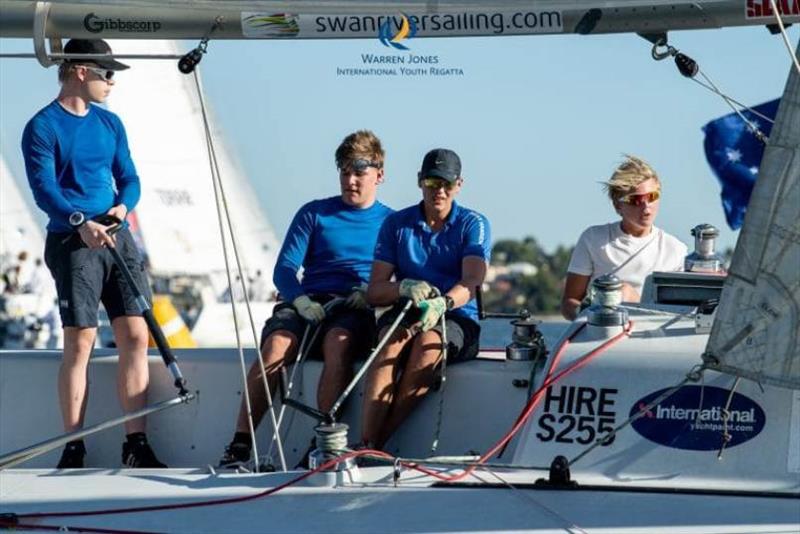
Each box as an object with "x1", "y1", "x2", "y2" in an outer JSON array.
[
  {"x1": 360, "y1": 327, "x2": 413, "y2": 447},
  {"x1": 59, "y1": 327, "x2": 96, "y2": 432},
  {"x1": 317, "y1": 327, "x2": 355, "y2": 415},
  {"x1": 111, "y1": 316, "x2": 150, "y2": 434},
  {"x1": 235, "y1": 330, "x2": 298, "y2": 434},
  {"x1": 379, "y1": 331, "x2": 444, "y2": 447}
]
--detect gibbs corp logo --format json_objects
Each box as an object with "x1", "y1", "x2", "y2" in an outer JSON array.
[{"x1": 630, "y1": 385, "x2": 765, "y2": 451}]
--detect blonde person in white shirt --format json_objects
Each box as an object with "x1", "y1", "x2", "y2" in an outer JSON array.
[{"x1": 561, "y1": 155, "x2": 688, "y2": 320}]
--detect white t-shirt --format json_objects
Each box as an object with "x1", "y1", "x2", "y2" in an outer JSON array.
[{"x1": 567, "y1": 222, "x2": 688, "y2": 294}]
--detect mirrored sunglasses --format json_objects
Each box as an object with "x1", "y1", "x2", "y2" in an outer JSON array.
[
  {"x1": 621, "y1": 190, "x2": 661, "y2": 206},
  {"x1": 84, "y1": 66, "x2": 115, "y2": 81},
  {"x1": 339, "y1": 158, "x2": 381, "y2": 174},
  {"x1": 420, "y1": 177, "x2": 456, "y2": 191}
]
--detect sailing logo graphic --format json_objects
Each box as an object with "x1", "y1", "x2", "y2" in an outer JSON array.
[
  {"x1": 242, "y1": 13, "x2": 300, "y2": 38},
  {"x1": 630, "y1": 386, "x2": 766, "y2": 451},
  {"x1": 378, "y1": 14, "x2": 418, "y2": 50}
]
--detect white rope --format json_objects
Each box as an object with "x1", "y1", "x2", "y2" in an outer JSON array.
[
  {"x1": 192, "y1": 68, "x2": 287, "y2": 472},
  {"x1": 688, "y1": 77, "x2": 775, "y2": 125},
  {"x1": 769, "y1": 0, "x2": 800, "y2": 76}
]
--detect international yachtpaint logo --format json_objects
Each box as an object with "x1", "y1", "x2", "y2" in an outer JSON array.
[
  {"x1": 242, "y1": 13, "x2": 300, "y2": 38},
  {"x1": 630, "y1": 386, "x2": 765, "y2": 451},
  {"x1": 378, "y1": 14, "x2": 417, "y2": 50}
]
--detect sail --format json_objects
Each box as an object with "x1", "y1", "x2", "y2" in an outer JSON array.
[
  {"x1": 704, "y1": 44, "x2": 800, "y2": 390},
  {"x1": 105, "y1": 39, "x2": 279, "y2": 290},
  {"x1": 0, "y1": 155, "x2": 43, "y2": 261}
]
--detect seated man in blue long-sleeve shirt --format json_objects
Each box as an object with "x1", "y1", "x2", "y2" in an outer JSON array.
[
  {"x1": 21, "y1": 39, "x2": 164, "y2": 469},
  {"x1": 219, "y1": 130, "x2": 394, "y2": 468}
]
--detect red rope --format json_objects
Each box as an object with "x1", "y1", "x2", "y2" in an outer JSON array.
[{"x1": 3, "y1": 321, "x2": 633, "y2": 529}]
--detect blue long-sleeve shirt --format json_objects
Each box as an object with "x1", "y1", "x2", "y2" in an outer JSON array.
[
  {"x1": 21, "y1": 100, "x2": 140, "y2": 232},
  {"x1": 274, "y1": 196, "x2": 394, "y2": 302}
]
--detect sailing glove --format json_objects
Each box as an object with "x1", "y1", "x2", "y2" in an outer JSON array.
[
  {"x1": 417, "y1": 296, "x2": 447, "y2": 332},
  {"x1": 399, "y1": 279, "x2": 435, "y2": 305},
  {"x1": 293, "y1": 295, "x2": 326, "y2": 324},
  {"x1": 345, "y1": 283, "x2": 369, "y2": 310}
]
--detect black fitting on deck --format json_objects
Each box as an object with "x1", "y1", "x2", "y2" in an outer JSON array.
[{"x1": 535, "y1": 455, "x2": 578, "y2": 488}]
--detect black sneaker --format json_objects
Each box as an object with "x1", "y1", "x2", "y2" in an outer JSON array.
[
  {"x1": 57, "y1": 440, "x2": 86, "y2": 469},
  {"x1": 218, "y1": 441, "x2": 251, "y2": 469},
  {"x1": 122, "y1": 439, "x2": 167, "y2": 468}
]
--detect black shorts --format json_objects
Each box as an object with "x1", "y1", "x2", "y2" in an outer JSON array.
[
  {"x1": 376, "y1": 300, "x2": 481, "y2": 363},
  {"x1": 44, "y1": 228, "x2": 151, "y2": 328},
  {"x1": 259, "y1": 294, "x2": 376, "y2": 360}
]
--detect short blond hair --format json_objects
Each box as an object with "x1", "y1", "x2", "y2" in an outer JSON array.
[
  {"x1": 603, "y1": 154, "x2": 660, "y2": 203},
  {"x1": 335, "y1": 130, "x2": 384, "y2": 169}
]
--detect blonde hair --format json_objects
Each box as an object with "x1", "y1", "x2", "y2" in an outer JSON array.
[
  {"x1": 603, "y1": 154, "x2": 660, "y2": 204},
  {"x1": 335, "y1": 130, "x2": 384, "y2": 169}
]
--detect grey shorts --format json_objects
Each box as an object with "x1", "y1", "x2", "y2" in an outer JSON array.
[
  {"x1": 376, "y1": 299, "x2": 481, "y2": 363},
  {"x1": 260, "y1": 294, "x2": 376, "y2": 360},
  {"x1": 44, "y1": 228, "x2": 151, "y2": 328}
]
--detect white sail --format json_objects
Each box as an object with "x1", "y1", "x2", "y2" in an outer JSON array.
[
  {"x1": 704, "y1": 43, "x2": 800, "y2": 390},
  {"x1": 105, "y1": 39, "x2": 279, "y2": 288},
  {"x1": 0, "y1": 155, "x2": 43, "y2": 261}
]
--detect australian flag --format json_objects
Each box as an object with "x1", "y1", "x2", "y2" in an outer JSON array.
[{"x1": 702, "y1": 99, "x2": 779, "y2": 230}]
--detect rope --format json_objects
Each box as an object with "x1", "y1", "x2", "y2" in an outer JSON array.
[
  {"x1": 717, "y1": 376, "x2": 741, "y2": 460},
  {"x1": 191, "y1": 69, "x2": 286, "y2": 471},
  {"x1": 769, "y1": 0, "x2": 800, "y2": 76}
]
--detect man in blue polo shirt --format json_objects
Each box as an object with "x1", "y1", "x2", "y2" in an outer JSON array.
[
  {"x1": 21, "y1": 39, "x2": 164, "y2": 468},
  {"x1": 219, "y1": 130, "x2": 393, "y2": 468},
  {"x1": 361, "y1": 148, "x2": 491, "y2": 449}
]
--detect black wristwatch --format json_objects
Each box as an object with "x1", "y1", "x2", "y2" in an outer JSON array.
[
  {"x1": 444, "y1": 295, "x2": 455, "y2": 311},
  {"x1": 69, "y1": 211, "x2": 86, "y2": 228}
]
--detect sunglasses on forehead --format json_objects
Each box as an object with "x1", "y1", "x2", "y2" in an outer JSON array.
[
  {"x1": 420, "y1": 177, "x2": 457, "y2": 190},
  {"x1": 82, "y1": 65, "x2": 115, "y2": 81},
  {"x1": 621, "y1": 190, "x2": 661, "y2": 206},
  {"x1": 339, "y1": 158, "x2": 381, "y2": 173}
]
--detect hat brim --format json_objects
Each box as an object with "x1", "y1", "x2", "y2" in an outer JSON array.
[{"x1": 94, "y1": 57, "x2": 130, "y2": 71}]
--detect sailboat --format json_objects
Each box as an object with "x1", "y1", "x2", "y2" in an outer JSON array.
[{"x1": 0, "y1": 1, "x2": 798, "y2": 532}]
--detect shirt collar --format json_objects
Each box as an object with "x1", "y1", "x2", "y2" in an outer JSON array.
[{"x1": 415, "y1": 200, "x2": 460, "y2": 230}]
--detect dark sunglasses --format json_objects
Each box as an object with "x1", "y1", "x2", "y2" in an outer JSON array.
[
  {"x1": 339, "y1": 158, "x2": 381, "y2": 174},
  {"x1": 621, "y1": 190, "x2": 661, "y2": 206},
  {"x1": 84, "y1": 66, "x2": 115, "y2": 81}
]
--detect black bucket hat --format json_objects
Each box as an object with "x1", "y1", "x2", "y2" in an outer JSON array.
[
  {"x1": 63, "y1": 39, "x2": 129, "y2": 71},
  {"x1": 419, "y1": 148, "x2": 461, "y2": 183}
]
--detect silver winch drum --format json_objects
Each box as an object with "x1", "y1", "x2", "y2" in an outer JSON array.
[
  {"x1": 588, "y1": 274, "x2": 628, "y2": 327},
  {"x1": 506, "y1": 318, "x2": 546, "y2": 361},
  {"x1": 684, "y1": 223, "x2": 725, "y2": 273}
]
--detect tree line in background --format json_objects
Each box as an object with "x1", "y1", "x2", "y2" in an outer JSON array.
[{"x1": 483, "y1": 237, "x2": 573, "y2": 317}]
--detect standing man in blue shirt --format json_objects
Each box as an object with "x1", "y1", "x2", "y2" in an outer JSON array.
[
  {"x1": 362, "y1": 148, "x2": 491, "y2": 449},
  {"x1": 219, "y1": 130, "x2": 394, "y2": 467},
  {"x1": 21, "y1": 39, "x2": 165, "y2": 468}
]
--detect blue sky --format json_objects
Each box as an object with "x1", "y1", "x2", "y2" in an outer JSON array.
[{"x1": 1, "y1": 26, "x2": 797, "y2": 254}]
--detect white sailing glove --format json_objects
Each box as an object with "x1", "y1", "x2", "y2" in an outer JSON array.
[
  {"x1": 345, "y1": 283, "x2": 369, "y2": 310},
  {"x1": 292, "y1": 295, "x2": 326, "y2": 324},
  {"x1": 399, "y1": 279, "x2": 434, "y2": 305}
]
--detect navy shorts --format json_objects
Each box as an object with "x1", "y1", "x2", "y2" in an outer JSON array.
[
  {"x1": 259, "y1": 294, "x2": 376, "y2": 360},
  {"x1": 44, "y1": 228, "x2": 151, "y2": 328},
  {"x1": 376, "y1": 300, "x2": 481, "y2": 363}
]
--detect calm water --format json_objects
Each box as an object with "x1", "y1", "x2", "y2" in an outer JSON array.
[{"x1": 479, "y1": 317, "x2": 568, "y2": 352}]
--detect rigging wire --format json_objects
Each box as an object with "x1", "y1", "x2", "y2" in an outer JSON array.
[
  {"x1": 192, "y1": 68, "x2": 287, "y2": 472},
  {"x1": 768, "y1": 0, "x2": 800, "y2": 76},
  {"x1": 474, "y1": 469, "x2": 589, "y2": 534}
]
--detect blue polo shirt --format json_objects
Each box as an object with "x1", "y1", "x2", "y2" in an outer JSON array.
[
  {"x1": 274, "y1": 196, "x2": 394, "y2": 302},
  {"x1": 374, "y1": 201, "x2": 491, "y2": 322}
]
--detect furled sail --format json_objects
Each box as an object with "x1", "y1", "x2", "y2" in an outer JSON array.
[
  {"x1": 704, "y1": 44, "x2": 800, "y2": 390},
  {"x1": 105, "y1": 39, "x2": 279, "y2": 291}
]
